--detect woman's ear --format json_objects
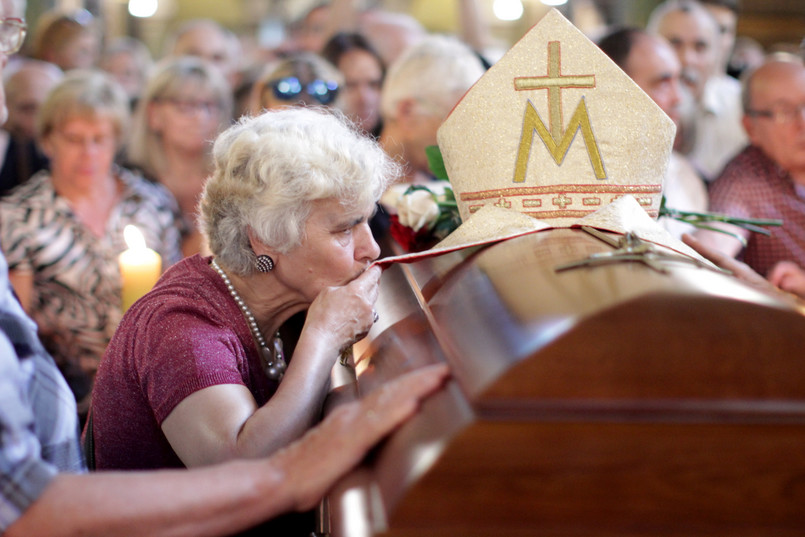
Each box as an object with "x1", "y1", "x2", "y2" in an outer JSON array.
[{"x1": 246, "y1": 227, "x2": 278, "y2": 259}]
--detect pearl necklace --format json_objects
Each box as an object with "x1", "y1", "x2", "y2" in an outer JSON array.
[{"x1": 211, "y1": 258, "x2": 286, "y2": 381}]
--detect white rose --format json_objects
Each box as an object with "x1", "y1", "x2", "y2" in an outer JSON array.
[
  {"x1": 379, "y1": 183, "x2": 409, "y2": 214},
  {"x1": 397, "y1": 189, "x2": 440, "y2": 232}
]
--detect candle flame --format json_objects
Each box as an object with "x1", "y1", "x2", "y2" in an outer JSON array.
[{"x1": 123, "y1": 225, "x2": 147, "y2": 250}]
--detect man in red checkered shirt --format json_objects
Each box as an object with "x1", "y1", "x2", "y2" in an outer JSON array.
[{"x1": 697, "y1": 56, "x2": 805, "y2": 285}]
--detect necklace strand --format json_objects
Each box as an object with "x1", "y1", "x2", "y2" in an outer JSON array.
[{"x1": 211, "y1": 258, "x2": 286, "y2": 381}]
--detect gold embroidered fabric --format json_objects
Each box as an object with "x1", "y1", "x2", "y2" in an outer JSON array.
[{"x1": 437, "y1": 9, "x2": 675, "y2": 229}]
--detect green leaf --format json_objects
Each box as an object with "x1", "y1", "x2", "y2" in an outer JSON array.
[
  {"x1": 659, "y1": 196, "x2": 782, "y2": 238},
  {"x1": 425, "y1": 145, "x2": 449, "y2": 181},
  {"x1": 405, "y1": 184, "x2": 436, "y2": 195},
  {"x1": 685, "y1": 223, "x2": 748, "y2": 247}
]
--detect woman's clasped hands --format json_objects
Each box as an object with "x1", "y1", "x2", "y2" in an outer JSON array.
[{"x1": 305, "y1": 264, "x2": 382, "y2": 354}]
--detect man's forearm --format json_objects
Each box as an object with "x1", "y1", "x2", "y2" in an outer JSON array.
[
  {"x1": 6, "y1": 363, "x2": 449, "y2": 537},
  {"x1": 6, "y1": 459, "x2": 289, "y2": 537}
]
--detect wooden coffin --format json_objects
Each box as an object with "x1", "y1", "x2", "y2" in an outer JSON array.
[{"x1": 325, "y1": 227, "x2": 805, "y2": 537}]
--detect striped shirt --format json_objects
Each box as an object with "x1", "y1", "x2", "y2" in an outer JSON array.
[
  {"x1": 0, "y1": 251, "x2": 85, "y2": 532},
  {"x1": 0, "y1": 168, "x2": 183, "y2": 387}
]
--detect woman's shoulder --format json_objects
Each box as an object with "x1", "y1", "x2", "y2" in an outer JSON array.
[
  {"x1": 0, "y1": 173, "x2": 64, "y2": 241},
  {"x1": 115, "y1": 257, "x2": 241, "y2": 362},
  {"x1": 116, "y1": 166, "x2": 181, "y2": 209},
  {"x1": 144, "y1": 256, "x2": 234, "y2": 316},
  {"x1": 0, "y1": 171, "x2": 55, "y2": 208}
]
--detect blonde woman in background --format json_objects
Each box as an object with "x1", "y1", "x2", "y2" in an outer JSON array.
[
  {"x1": 126, "y1": 56, "x2": 232, "y2": 256},
  {"x1": 0, "y1": 70, "x2": 183, "y2": 417}
]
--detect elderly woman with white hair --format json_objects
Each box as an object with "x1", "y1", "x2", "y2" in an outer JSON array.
[
  {"x1": 89, "y1": 107, "x2": 399, "y2": 534},
  {"x1": 378, "y1": 34, "x2": 485, "y2": 186}
]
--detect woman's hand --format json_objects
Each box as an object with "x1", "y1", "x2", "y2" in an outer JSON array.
[
  {"x1": 304, "y1": 265, "x2": 382, "y2": 351},
  {"x1": 164, "y1": 265, "x2": 385, "y2": 466}
]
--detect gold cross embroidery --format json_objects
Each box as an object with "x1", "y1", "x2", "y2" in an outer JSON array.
[
  {"x1": 553, "y1": 193, "x2": 572, "y2": 209},
  {"x1": 513, "y1": 41, "x2": 607, "y2": 183}
]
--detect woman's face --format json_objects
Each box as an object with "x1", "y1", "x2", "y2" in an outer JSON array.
[
  {"x1": 55, "y1": 31, "x2": 99, "y2": 71},
  {"x1": 149, "y1": 82, "x2": 224, "y2": 154},
  {"x1": 44, "y1": 115, "x2": 117, "y2": 187},
  {"x1": 102, "y1": 51, "x2": 144, "y2": 100},
  {"x1": 274, "y1": 197, "x2": 380, "y2": 302},
  {"x1": 338, "y1": 49, "x2": 383, "y2": 134}
]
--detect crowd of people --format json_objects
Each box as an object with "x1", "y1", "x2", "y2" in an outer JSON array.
[
  {"x1": 596, "y1": 0, "x2": 805, "y2": 298},
  {"x1": 0, "y1": 1, "x2": 451, "y2": 535},
  {"x1": 0, "y1": 1, "x2": 485, "y2": 422},
  {"x1": 0, "y1": 0, "x2": 804, "y2": 534}
]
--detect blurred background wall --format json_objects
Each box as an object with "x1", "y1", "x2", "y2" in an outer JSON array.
[{"x1": 24, "y1": 0, "x2": 805, "y2": 65}]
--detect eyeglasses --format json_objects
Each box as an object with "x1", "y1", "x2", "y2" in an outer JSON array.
[
  {"x1": 0, "y1": 18, "x2": 26, "y2": 55},
  {"x1": 747, "y1": 102, "x2": 805, "y2": 124},
  {"x1": 161, "y1": 98, "x2": 222, "y2": 116},
  {"x1": 56, "y1": 131, "x2": 115, "y2": 149},
  {"x1": 269, "y1": 77, "x2": 339, "y2": 105}
]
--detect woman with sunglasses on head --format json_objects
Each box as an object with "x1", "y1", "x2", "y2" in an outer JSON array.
[
  {"x1": 249, "y1": 51, "x2": 342, "y2": 113},
  {"x1": 89, "y1": 107, "x2": 400, "y2": 535},
  {"x1": 126, "y1": 56, "x2": 232, "y2": 256}
]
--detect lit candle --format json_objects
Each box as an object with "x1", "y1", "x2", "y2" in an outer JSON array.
[{"x1": 119, "y1": 225, "x2": 162, "y2": 311}]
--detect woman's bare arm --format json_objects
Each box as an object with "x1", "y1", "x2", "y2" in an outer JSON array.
[{"x1": 162, "y1": 267, "x2": 382, "y2": 467}]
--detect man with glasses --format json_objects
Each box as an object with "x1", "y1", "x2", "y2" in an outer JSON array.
[
  {"x1": 0, "y1": 1, "x2": 448, "y2": 535},
  {"x1": 696, "y1": 56, "x2": 805, "y2": 282},
  {"x1": 0, "y1": 6, "x2": 25, "y2": 122}
]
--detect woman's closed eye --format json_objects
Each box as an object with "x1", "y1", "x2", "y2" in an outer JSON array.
[{"x1": 334, "y1": 217, "x2": 366, "y2": 236}]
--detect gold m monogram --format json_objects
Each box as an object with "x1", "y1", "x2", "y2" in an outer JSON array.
[{"x1": 513, "y1": 41, "x2": 606, "y2": 183}]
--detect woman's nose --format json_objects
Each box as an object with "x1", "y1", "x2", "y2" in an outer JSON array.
[{"x1": 356, "y1": 221, "x2": 381, "y2": 261}]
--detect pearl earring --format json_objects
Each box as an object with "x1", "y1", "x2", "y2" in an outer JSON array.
[{"x1": 255, "y1": 254, "x2": 275, "y2": 272}]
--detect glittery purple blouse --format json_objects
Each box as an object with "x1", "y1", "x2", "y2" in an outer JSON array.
[{"x1": 89, "y1": 255, "x2": 277, "y2": 470}]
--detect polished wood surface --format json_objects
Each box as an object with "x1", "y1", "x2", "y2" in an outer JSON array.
[{"x1": 330, "y1": 228, "x2": 805, "y2": 537}]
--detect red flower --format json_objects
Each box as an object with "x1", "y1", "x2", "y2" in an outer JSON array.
[{"x1": 389, "y1": 215, "x2": 441, "y2": 252}]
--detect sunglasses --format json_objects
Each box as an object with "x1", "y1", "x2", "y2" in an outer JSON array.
[{"x1": 269, "y1": 77, "x2": 339, "y2": 105}]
